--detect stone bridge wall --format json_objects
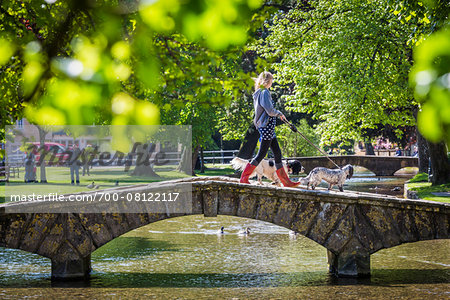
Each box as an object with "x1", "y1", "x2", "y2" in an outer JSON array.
[{"x1": 0, "y1": 177, "x2": 448, "y2": 280}]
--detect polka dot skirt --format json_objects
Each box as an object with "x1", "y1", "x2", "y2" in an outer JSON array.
[{"x1": 258, "y1": 116, "x2": 276, "y2": 141}]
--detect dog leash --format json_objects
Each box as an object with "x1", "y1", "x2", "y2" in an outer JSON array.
[{"x1": 282, "y1": 119, "x2": 342, "y2": 170}]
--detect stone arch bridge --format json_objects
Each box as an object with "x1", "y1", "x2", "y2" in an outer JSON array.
[
  {"x1": 0, "y1": 177, "x2": 448, "y2": 280},
  {"x1": 291, "y1": 155, "x2": 418, "y2": 176}
]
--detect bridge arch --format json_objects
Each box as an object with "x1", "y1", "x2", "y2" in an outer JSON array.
[
  {"x1": 89, "y1": 213, "x2": 329, "y2": 256},
  {"x1": 0, "y1": 177, "x2": 448, "y2": 280}
]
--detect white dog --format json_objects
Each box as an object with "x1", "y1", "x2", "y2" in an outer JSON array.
[
  {"x1": 300, "y1": 164, "x2": 354, "y2": 192},
  {"x1": 231, "y1": 157, "x2": 303, "y2": 186}
]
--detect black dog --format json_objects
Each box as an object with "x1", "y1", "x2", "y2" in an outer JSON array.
[{"x1": 287, "y1": 159, "x2": 304, "y2": 175}]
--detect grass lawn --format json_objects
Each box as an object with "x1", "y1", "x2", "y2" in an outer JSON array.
[
  {"x1": 407, "y1": 182, "x2": 450, "y2": 203},
  {"x1": 406, "y1": 173, "x2": 450, "y2": 203},
  {"x1": 0, "y1": 164, "x2": 235, "y2": 203}
]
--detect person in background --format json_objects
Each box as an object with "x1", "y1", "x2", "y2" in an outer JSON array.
[
  {"x1": 82, "y1": 145, "x2": 94, "y2": 176},
  {"x1": 68, "y1": 144, "x2": 81, "y2": 185},
  {"x1": 24, "y1": 149, "x2": 36, "y2": 183},
  {"x1": 412, "y1": 146, "x2": 418, "y2": 157}
]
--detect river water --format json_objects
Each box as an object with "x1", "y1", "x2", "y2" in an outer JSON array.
[{"x1": 1, "y1": 172, "x2": 449, "y2": 299}]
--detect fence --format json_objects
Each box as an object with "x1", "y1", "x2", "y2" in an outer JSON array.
[
  {"x1": 0, "y1": 166, "x2": 20, "y2": 182},
  {"x1": 6, "y1": 153, "x2": 25, "y2": 166},
  {"x1": 201, "y1": 150, "x2": 239, "y2": 164},
  {"x1": 373, "y1": 149, "x2": 414, "y2": 157},
  {"x1": 3, "y1": 149, "x2": 242, "y2": 168}
]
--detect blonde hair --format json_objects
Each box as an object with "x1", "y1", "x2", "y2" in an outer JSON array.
[{"x1": 254, "y1": 71, "x2": 273, "y2": 91}]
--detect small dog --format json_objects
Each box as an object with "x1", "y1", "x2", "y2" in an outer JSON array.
[
  {"x1": 300, "y1": 164, "x2": 354, "y2": 192},
  {"x1": 231, "y1": 157, "x2": 303, "y2": 186},
  {"x1": 286, "y1": 159, "x2": 303, "y2": 175}
]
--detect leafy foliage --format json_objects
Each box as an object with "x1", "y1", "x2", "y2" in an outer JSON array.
[
  {"x1": 389, "y1": 0, "x2": 450, "y2": 45},
  {"x1": 410, "y1": 27, "x2": 450, "y2": 145},
  {"x1": 217, "y1": 91, "x2": 254, "y2": 141},
  {"x1": 147, "y1": 34, "x2": 252, "y2": 149},
  {"x1": 400, "y1": 0, "x2": 450, "y2": 146},
  {"x1": 0, "y1": 0, "x2": 261, "y2": 146},
  {"x1": 276, "y1": 119, "x2": 321, "y2": 157},
  {"x1": 251, "y1": 0, "x2": 417, "y2": 145},
  {"x1": 408, "y1": 172, "x2": 429, "y2": 183}
]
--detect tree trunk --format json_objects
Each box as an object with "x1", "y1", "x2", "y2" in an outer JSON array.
[
  {"x1": 177, "y1": 145, "x2": 192, "y2": 175},
  {"x1": 191, "y1": 144, "x2": 200, "y2": 176},
  {"x1": 132, "y1": 164, "x2": 159, "y2": 176},
  {"x1": 427, "y1": 141, "x2": 450, "y2": 185},
  {"x1": 131, "y1": 143, "x2": 159, "y2": 177},
  {"x1": 364, "y1": 142, "x2": 375, "y2": 155},
  {"x1": 237, "y1": 124, "x2": 259, "y2": 159},
  {"x1": 36, "y1": 125, "x2": 48, "y2": 183},
  {"x1": 416, "y1": 128, "x2": 429, "y2": 174},
  {"x1": 200, "y1": 146, "x2": 205, "y2": 173}
]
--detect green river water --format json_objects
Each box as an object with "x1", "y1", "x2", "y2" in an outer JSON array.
[{"x1": 1, "y1": 174, "x2": 449, "y2": 299}]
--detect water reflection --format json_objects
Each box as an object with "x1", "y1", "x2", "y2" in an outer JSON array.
[{"x1": 1, "y1": 216, "x2": 448, "y2": 287}]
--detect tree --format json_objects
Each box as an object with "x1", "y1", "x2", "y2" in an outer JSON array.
[
  {"x1": 215, "y1": 2, "x2": 301, "y2": 158},
  {"x1": 0, "y1": 0, "x2": 260, "y2": 145},
  {"x1": 276, "y1": 119, "x2": 321, "y2": 157},
  {"x1": 409, "y1": 22, "x2": 450, "y2": 184},
  {"x1": 392, "y1": 0, "x2": 450, "y2": 184},
  {"x1": 130, "y1": 143, "x2": 160, "y2": 177},
  {"x1": 35, "y1": 125, "x2": 49, "y2": 183},
  {"x1": 253, "y1": 0, "x2": 417, "y2": 144},
  {"x1": 144, "y1": 34, "x2": 252, "y2": 174},
  {"x1": 249, "y1": 0, "x2": 450, "y2": 183}
]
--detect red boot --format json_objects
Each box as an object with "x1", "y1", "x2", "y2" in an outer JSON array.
[
  {"x1": 240, "y1": 163, "x2": 257, "y2": 184},
  {"x1": 276, "y1": 167, "x2": 300, "y2": 187}
]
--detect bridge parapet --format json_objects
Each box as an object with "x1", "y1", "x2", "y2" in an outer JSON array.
[{"x1": 0, "y1": 176, "x2": 448, "y2": 280}]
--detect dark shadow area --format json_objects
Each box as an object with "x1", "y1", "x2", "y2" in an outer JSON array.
[
  {"x1": 59, "y1": 269, "x2": 449, "y2": 288},
  {"x1": 2, "y1": 269, "x2": 448, "y2": 288},
  {"x1": 92, "y1": 237, "x2": 181, "y2": 259}
]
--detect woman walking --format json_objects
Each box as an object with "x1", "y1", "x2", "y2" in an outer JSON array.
[{"x1": 240, "y1": 71, "x2": 299, "y2": 187}]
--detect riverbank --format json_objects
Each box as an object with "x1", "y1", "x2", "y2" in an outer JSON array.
[{"x1": 404, "y1": 173, "x2": 450, "y2": 203}]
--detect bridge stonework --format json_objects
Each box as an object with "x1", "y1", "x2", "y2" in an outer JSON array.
[
  {"x1": 292, "y1": 155, "x2": 418, "y2": 176},
  {"x1": 0, "y1": 177, "x2": 448, "y2": 280}
]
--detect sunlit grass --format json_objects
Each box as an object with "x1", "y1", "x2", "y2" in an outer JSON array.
[
  {"x1": 406, "y1": 172, "x2": 450, "y2": 203},
  {"x1": 408, "y1": 172, "x2": 429, "y2": 183},
  {"x1": 407, "y1": 181, "x2": 450, "y2": 203}
]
